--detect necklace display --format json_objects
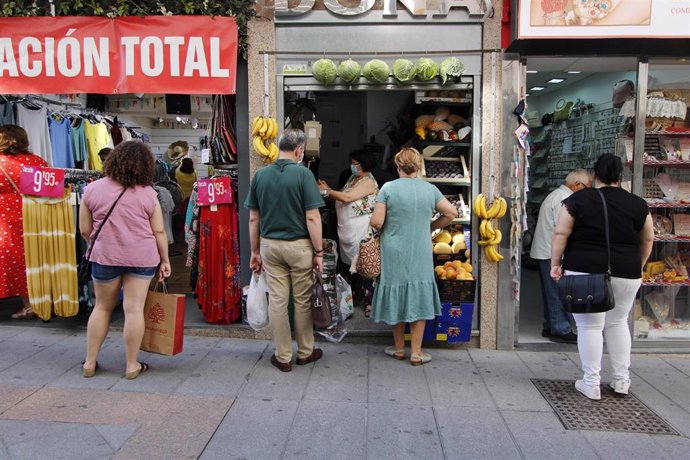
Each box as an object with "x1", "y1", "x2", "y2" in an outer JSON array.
[{"x1": 541, "y1": 0, "x2": 620, "y2": 26}]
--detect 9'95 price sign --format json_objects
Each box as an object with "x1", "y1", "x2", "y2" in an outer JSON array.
[
  {"x1": 197, "y1": 177, "x2": 232, "y2": 206},
  {"x1": 19, "y1": 166, "x2": 66, "y2": 197}
]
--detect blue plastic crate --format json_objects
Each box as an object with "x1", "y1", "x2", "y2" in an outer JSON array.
[
  {"x1": 404, "y1": 320, "x2": 437, "y2": 343},
  {"x1": 436, "y1": 302, "x2": 473, "y2": 343},
  {"x1": 440, "y1": 301, "x2": 473, "y2": 323}
]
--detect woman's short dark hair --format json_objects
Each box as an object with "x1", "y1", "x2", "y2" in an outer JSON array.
[
  {"x1": 104, "y1": 141, "x2": 155, "y2": 188},
  {"x1": 350, "y1": 149, "x2": 377, "y2": 173},
  {"x1": 593, "y1": 153, "x2": 623, "y2": 185},
  {"x1": 179, "y1": 157, "x2": 195, "y2": 173},
  {"x1": 0, "y1": 125, "x2": 31, "y2": 155}
]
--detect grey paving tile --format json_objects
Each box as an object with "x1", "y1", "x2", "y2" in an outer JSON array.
[
  {"x1": 469, "y1": 349, "x2": 535, "y2": 377},
  {"x1": 424, "y1": 349, "x2": 495, "y2": 408},
  {"x1": 0, "y1": 420, "x2": 113, "y2": 459},
  {"x1": 201, "y1": 397, "x2": 299, "y2": 460},
  {"x1": 175, "y1": 338, "x2": 268, "y2": 396},
  {"x1": 501, "y1": 410, "x2": 599, "y2": 460},
  {"x1": 632, "y1": 355, "x2": 690, "y2": 413},
  {"x1": 0, "y1": 434, "x2": 9, "y2": 459},
  {"x1": 0, "y1": 326, "x2": 24, "y2": 341},
  {"x1": 284, "y1": 400, "x2": 366, "y2": 460},
  {"x1": 367, "y1": 403, "x2": 443, "y2": 460},
  {"x1": 652, "y1": 434, "x2": 690, "y2": 460},
  {"x1": 660, "y1": 355, "x2": 690, "y2": 377},
  {"x1": 0, "y1": 341, "x2": 83, "y2": 386},
  {"x1": 109, "y1": 338, "x2": 218, "y2": 394},
  {"x1": 435, "y1": 406, "x2": 521, "y2": 459},
  {"x1": 4, "y1": 327, "x2": 76, "y2": 345},
  {"x1": 238, "y1": 350, "x2": 312, "y2": 401},
  {"x1": 368, "y1": 347, "x2": 433, "y2": 406},
  {"x1": 583, "y1": 431, "x2": 672, "y2": 460},
  {"x1": 114, "y1": 394, "x2": 231, "y2": 460},
  {"x1": 517, "y1": 351, "x2": 582, "y2": 380},
  {"x1": 94, "y1": 422, "x2": 141, "y2": 451},
  {"x1": 482, "y1": 376, "x2": 552, "y2": 411},
  {"x1": 303, "y1": 343, "x2": 368, "y2": 403},
  {"x1": 0, "y1": 339, "x2": 50, "y2": 372}
]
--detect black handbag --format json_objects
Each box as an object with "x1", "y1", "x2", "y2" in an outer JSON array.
[
  {"x1": 78, "y1": 188, "x2": 126, "y2": 284},
  {"x1": 311, "y1": 271, "x2": 333, "y2": 329},
  {"x1": 557, "y1": 189, "x2": 615, "y2": 314}
]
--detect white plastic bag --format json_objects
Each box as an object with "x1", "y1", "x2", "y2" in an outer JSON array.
[
  {"x1": 246, "y1": 272, "x2": 269, "y2": 331},
  {"x1": 336, "y1": 274, "x2": 354, "y2": 320}
]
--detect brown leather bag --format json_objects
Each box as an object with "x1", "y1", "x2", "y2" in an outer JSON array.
[
  {"x1": 311, "y1": 271, "x2": 333, "y2": 329},
  {"x1": 356, "y1": 227, "x2": 381, "y2": 279}
]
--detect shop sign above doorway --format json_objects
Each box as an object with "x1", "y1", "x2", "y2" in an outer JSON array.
[
  {"x1": 273, "y1": 0, "x2": 491, "y2": 19},
  {"x1": 0, "y1": 16, "x2": 238, "y2": 95},
  {"x1": 516, "y1": 0, "x2": 690, "y2": 39}
]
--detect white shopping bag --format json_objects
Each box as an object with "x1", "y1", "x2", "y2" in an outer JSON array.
[
  {"x1": 247, "y1": 272, "x2": 269, "y2": 331},
  {"x1": 336, "y1": 274, "x2": 354, "y2": 320}
]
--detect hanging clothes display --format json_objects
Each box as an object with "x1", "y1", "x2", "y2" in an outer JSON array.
[
  {"x1": 15, "y1": 103, "x2": 53, "y2": 165},
  {"x1": 0, "y1": 154, "x2": 48, "y2": 299},
  {"x1": 154, "y1": 185, "x2": 175, "y2": 245},
  {"x1": 84, "y1": 120, "x2": 112, "y2": 171},
  {"x1": 0, "y1": 100, "x2": 15, "y2": 126},
  {"x1": 70, "y1": 118, "x2": 88, "y2": 169},
  {"x1": 48, "y1": 116, "x2": 75, "y2": 168},
  {"x1": 195, "y1": 199, "x2": 242, "y2": 324},
  {"x1": 22, "y1": 187, "x2": 79, "y2": 320}
]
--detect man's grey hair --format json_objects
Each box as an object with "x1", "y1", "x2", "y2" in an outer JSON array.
[
  {"x1": 278, "y1": 129, "x2": 306, "y2": 152},
  {"x1": 565, "y1": 169, "x2": 591, "y2": 186}
]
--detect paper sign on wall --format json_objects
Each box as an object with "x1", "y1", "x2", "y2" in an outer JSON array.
[
  {"x1": 196, "y1": 177, "x2": 232, "y2": 206},
  {"x1": 19, "y1": 166, "x2": 65, "y2": 197}
]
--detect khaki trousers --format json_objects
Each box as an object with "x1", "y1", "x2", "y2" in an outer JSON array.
[{"x1": 261, "y1": 237, "x2": 314, "y2": 363}]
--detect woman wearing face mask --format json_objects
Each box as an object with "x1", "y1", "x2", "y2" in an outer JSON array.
[{"x1": 318, "y1": 150, "x2": 379, "y2": 318}]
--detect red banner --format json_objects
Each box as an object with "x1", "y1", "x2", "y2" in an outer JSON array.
[{"x1": 0, "y1": 16, "x2": 237, "y2": 95}]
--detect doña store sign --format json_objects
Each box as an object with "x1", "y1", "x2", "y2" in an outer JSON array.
[{"x1": 273, "y1": 0, "x2": 488, "y2": 18}]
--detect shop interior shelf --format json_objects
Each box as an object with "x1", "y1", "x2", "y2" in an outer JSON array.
[
  {"x1": 418, "y1": 141, "x2": 471, "y2": 147},
  {"x1": 642, "y1": 279, "x2": 690, "y2": 287},
  {"x1": 646, "y1": 202, "x2": 690, "y2": 208},
  {"x1": 645, "y1": 131, "x2": 690, "y2": 136},
  {"x1": 453, "y1": 217, "x2": 471, "y2": 225},
  {"x1": 424, "y1": 177, "x2": 471, "y2": 186},
  {"x1": 416, "y1": 99, "x2": 472, "y2": 107},
  {"x1": 627, "y1": 160, "x2": 690, "y2": 167},
  {"x1": 654, "y1": 235, "x2": 690, "y2": 242}
]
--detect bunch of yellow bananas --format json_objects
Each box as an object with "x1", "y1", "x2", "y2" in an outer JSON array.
[
  {"x1": 251, "y1": 116, "x2": 279, "y2": 163},
  {"x1": 473, "y1": 193, "x2": 507, "y2": 262}
]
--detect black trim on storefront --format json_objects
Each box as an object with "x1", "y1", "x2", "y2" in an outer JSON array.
[{"x1": 507, "y1": 39, "x2": 690, "y2": 57}]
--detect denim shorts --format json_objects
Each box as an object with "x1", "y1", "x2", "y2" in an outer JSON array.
[{"x1": 91, "y1": 263, "x2": 157, "y2": 283}]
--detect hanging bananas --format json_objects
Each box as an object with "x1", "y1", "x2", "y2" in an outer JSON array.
[
  {"x1": 473, "y1": 193, "x2": 507, "y2": 263},
  {"x1": 251, "y1": 116, "x2": 280, "y2": 163}
]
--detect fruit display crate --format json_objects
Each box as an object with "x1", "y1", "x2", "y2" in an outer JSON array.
[
  {"x1": 422, "y1": 157, "x2": 470, "y2": 185},
  {"x1": 436, "y1": 279, "x2": 476, "y2": 302}
]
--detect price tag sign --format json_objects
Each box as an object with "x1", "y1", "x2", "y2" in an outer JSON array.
[
  {"x1": 197, "y1": 177, "x2": 232, "y2": 206},
  {"x1": 19, "y1": 166, "x2": 66, "y2": 197}
]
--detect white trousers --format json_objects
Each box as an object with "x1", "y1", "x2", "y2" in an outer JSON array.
[{"x1": 568, "y1": 274, "x2": 641, "y2": 386}]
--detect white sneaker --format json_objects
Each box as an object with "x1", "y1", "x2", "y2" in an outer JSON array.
[
  {"x1": 609, "y1": 379, "x2": 631, "y2": 395},
  {"x1": 575, "y1": 379, "x2": 601, "y2": 400}
]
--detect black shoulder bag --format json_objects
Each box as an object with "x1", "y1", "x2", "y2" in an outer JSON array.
[
  {"x1": 557, "y1": 189, "x2": 615, "y2": 314},
  {"x1": 78, "y1": 188, "x2": 127, "y2": 284}
]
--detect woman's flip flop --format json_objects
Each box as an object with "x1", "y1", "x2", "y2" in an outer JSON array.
[{"x1": 125, "y1": 362, "x2": 149, "y2": 380}]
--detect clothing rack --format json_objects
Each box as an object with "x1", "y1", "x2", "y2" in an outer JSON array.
[
  {"x1": 2, "y1": 94, "x2": 82, "y2": 109},
  {"x1": 63, "y1": 168, "x2": 103, "y2": 184}
]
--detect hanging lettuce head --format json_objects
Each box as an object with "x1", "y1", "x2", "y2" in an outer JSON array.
[
  {"x1": 312, "y1": 59, "x2": 338, "y2": 85},
  {"x1": 392, "y1": 59, "x2": 416, "y2": 84},
  {"x1": 415, "y1": 58, "x2": 439, "y2": 81},
  {"x1": 362, "y1": 59, "x2": 390, "y2": 84},
  {"x1": 338, "y1": 59, "x2": 361, "y2": 85},
  {"x1": 440, "y1": 57, "x2": 465, "y2": 84}
]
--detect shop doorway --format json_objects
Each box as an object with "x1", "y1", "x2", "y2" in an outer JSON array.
[{"x1": 518, "y1": 57, "x2": 639, "y2": 343}]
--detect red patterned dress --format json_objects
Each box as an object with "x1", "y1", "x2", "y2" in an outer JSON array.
[{"x1": 0, "y1": 153, "x2": 48, "y2": 298}]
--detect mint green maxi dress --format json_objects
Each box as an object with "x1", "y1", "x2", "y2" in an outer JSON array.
[{"x1": 371, "y1": 178, "x2": 443, "y2": 324}]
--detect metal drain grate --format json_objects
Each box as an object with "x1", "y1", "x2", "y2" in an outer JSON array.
[{"x1": 531, "y1": 379, "x2": 679, "y2": 435}]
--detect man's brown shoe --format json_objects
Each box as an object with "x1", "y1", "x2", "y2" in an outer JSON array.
[
  {"x1": 270, "y1": 354, "x2": 292, "y2": 372},
  {"x1": 296, "y1": 348, "x2": 323, "y2": 365}
]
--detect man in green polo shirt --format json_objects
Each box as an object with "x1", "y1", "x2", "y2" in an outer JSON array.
[{"x1": 244, "y1": 129, "x2": 325, "y2": 373}]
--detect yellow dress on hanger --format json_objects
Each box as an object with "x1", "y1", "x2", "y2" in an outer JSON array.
[{"x1": 84, "y1": 120, "x2": 112, "y2": 171}]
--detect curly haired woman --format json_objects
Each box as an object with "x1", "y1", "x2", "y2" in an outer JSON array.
[{"x1": 80, "y1": 141, "x2": 171, "y2": 380}]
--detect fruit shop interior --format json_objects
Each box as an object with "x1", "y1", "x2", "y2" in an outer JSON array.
[
  {"x1": 519, "y1": 57, "x2": 690, "y2": 343},
  {"x1": 284, "y1": 87, "x2": 476, "y2": 331}
]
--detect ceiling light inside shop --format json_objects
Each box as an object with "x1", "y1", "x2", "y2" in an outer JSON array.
[
  {"x1": 567, "y1": 71, "x2": 582, "y2": 74},
  {"x1": 525, "y1": 93, "x2": 530, "y2": 97},
  {"x1": 176, "y1": 116, "x2": 188, "y2": 124},
  {"x1": 530, "y1": 86, "x2": 545, "y2": 91},
  {"x1": 526, "y1": 70, "x2": 538, "y2": 74},
  {"x1": 547, "y1": 78, "x2": 566, "y2": 83}
]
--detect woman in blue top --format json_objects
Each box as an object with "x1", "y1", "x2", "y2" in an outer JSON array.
[{"x1": 370, "y1": 148, "x2": 458, "y2": 365}]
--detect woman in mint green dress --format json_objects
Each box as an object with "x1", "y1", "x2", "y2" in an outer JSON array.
[{"x1": 370, "y1": 148, "x2": 458, "y2": 365}]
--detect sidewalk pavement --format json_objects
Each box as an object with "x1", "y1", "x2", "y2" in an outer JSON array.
[{"x1": 1, "y1": 324, "x2": 690, "y2": 460}]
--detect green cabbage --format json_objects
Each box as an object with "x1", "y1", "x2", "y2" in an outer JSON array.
[
  {"x1": 338, "y1": 59, "x2": 361, "y2": 84},
  {"x1": 440, "y1": 57, "x2": 465, "y2": 84},
  {"x1": 362, "y1": 59, "x2": 390, "y2": 84},
  {"x1": 392, "y1": 59, "x2": 416, "y2": 84},
  {"x1": 415, "y1": 58, "x2": 439, "y2": 81},
  {"x1": 312, "y1": 58, "x2": 337, "y2": 85}
]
